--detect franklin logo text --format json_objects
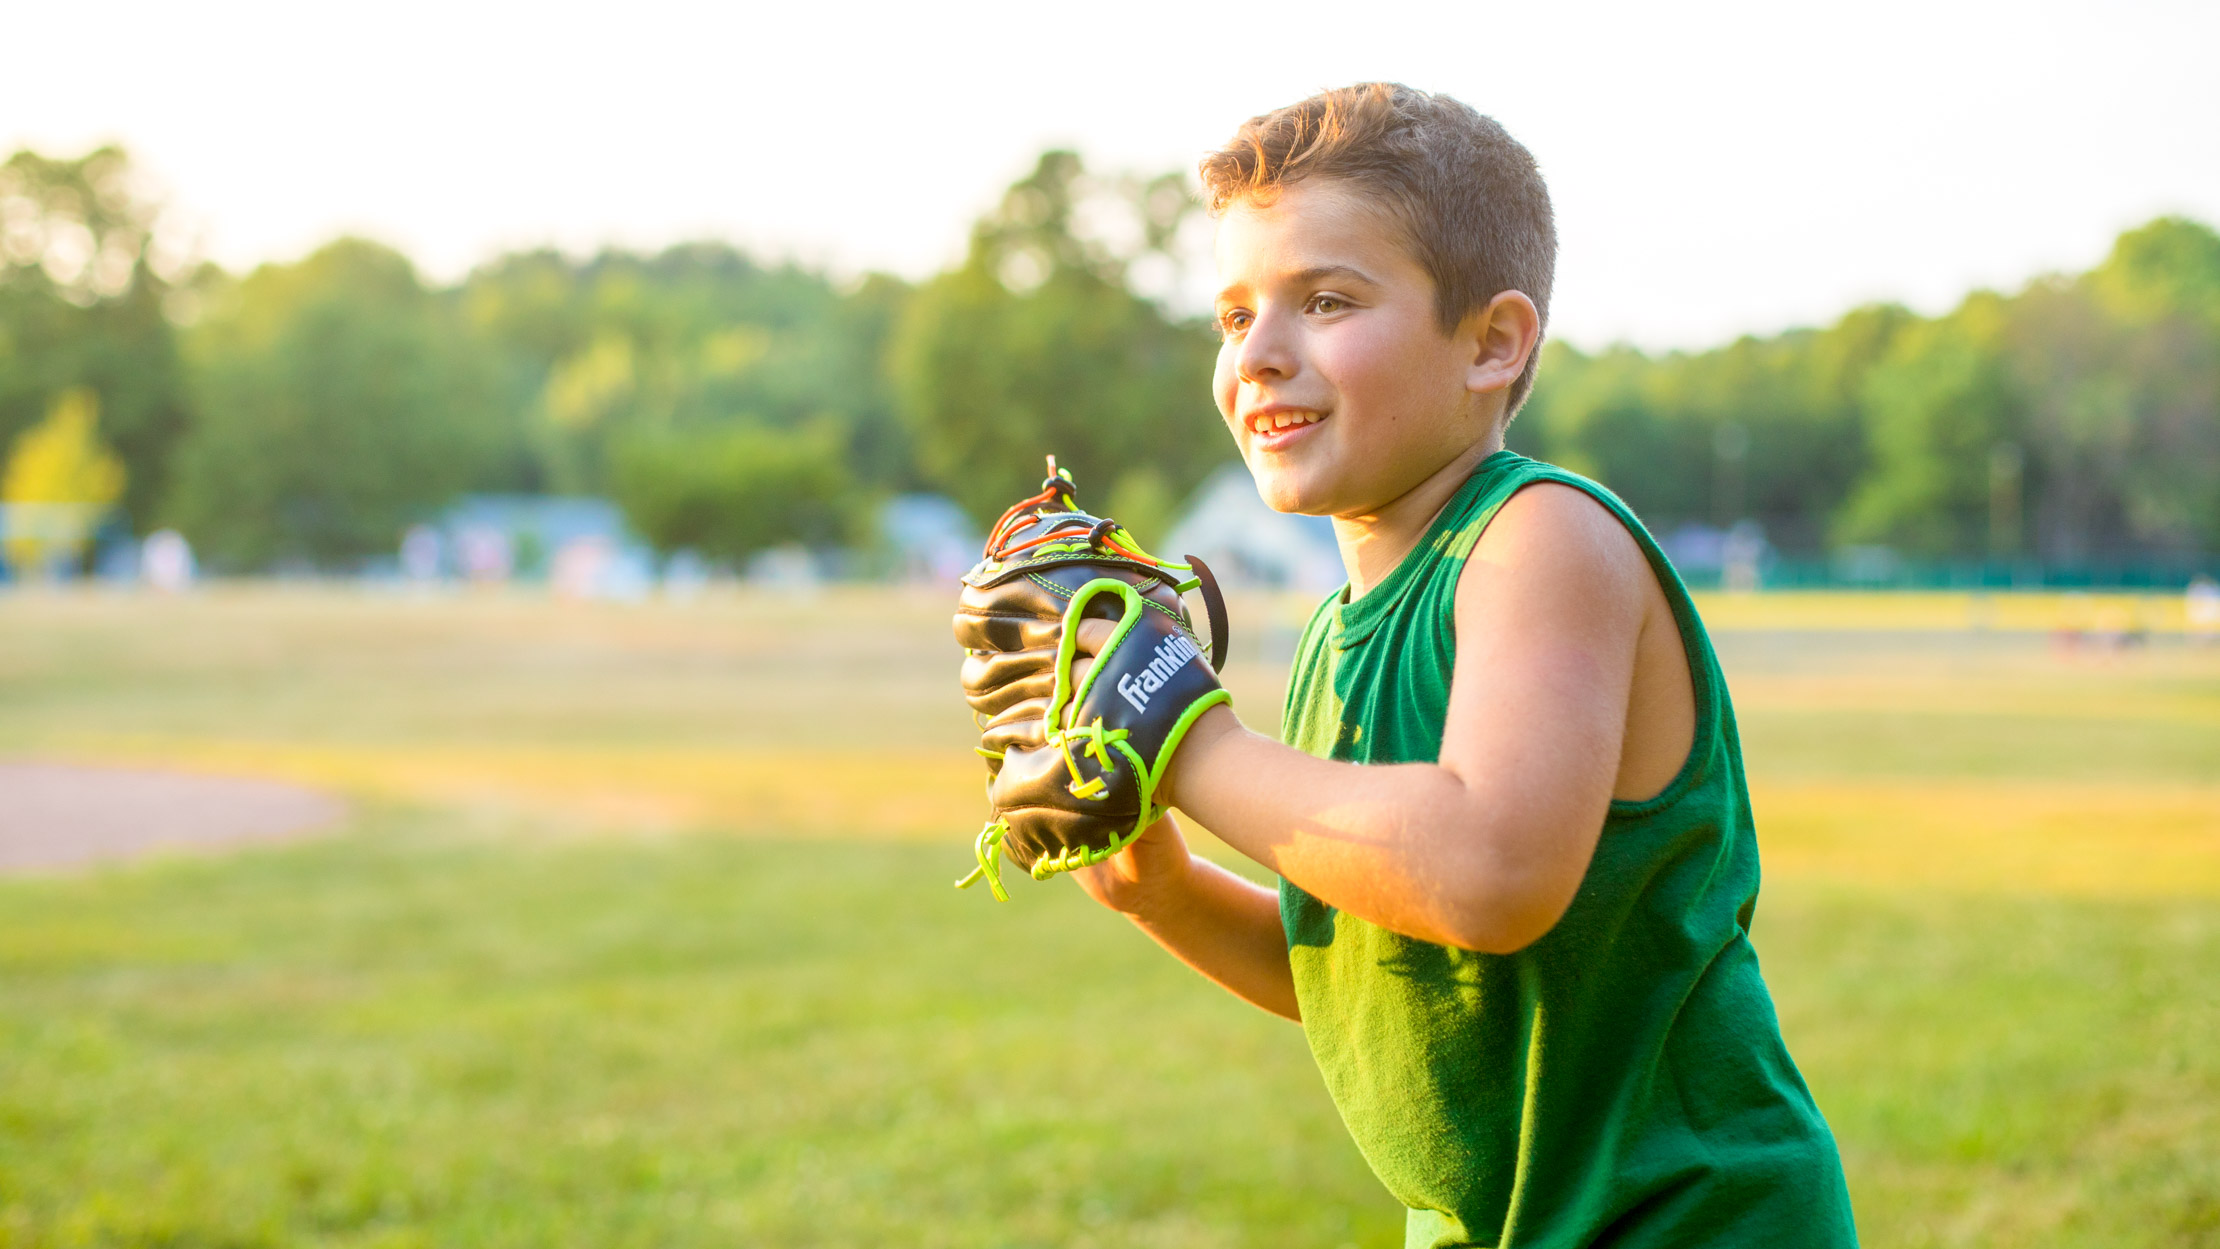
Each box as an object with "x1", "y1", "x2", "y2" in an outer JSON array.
[{"x1": 1117, "y1": 634, "x2": 1203, "y2": 713}]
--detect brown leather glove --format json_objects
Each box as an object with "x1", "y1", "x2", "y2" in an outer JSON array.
[{"x1": 950, "y1": 458, "x2": 1229, "y2": 899}]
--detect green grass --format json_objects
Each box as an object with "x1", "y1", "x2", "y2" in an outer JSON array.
[
  {"x1": 1, "y1": 817, "x2": 1391, "y2": 1248},
  {"x1": 2, "y1": 588, "x2": 2217, "y2": 1245},
  {"x1": 6, "y1": 824, "x2": 2216, "y2": 1247},
  {"x1": 1766, "y1": 886, "x2": 2220, "y2": 1247}
]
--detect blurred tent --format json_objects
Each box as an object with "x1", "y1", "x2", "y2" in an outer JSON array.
[
  {"x1": 1162, "y1": 463, "x2": 1342, "y2": 593},
  {"x1": 431, "y1": 496, "x2": 655, "y2": 600},
  {"x1": 877, "y1": 493, "x2": 980, "y2": 585},
  {"x1": 140, "y1": 529, "x2": 195, "y2": 591}
]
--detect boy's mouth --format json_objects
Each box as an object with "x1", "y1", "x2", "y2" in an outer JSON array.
[{"x1": 1245, "y1": 407, "x2": 1326, "y2": 437}]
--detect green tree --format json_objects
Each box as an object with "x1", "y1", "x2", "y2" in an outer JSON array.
[
  {"x1": 610, "y1": 421, "x2": 859, "y2": 560},
  {"x1": 1839, "y1": 220, "x2": 2220, "y2": 562},
  {"x1": 165, "y1": 239, "x2": 506, "y2": 569},
  {"x1": 889, "y1": 151, "x2": 1225, "y2": 525},
  {"x1": 1521, "y1": 220, "x2": 2220, "y2": 566},
  {"x1": 1518, "y1": 303, "x2": 1911, "y2": 554},
  {"x1": 1836, "y1": 300, "x2": 2021, "y2": 557},
  {"x1": 0, "y1": 146, "x2": 196, "y2": 527},
  {"x1": 461, "y1": 244, "x2": 910, "y2": 498},
  {"x1": 2064, "y1": 218, "x2": 2220, "y2": 553},
  {"x1": 2089, "y1": 216, "x2": 2220, "y2": 332}
]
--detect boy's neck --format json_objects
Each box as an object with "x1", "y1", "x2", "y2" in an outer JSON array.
[{"x1": 1332, "y1": 433, "x2": 1505, "y2": 599}]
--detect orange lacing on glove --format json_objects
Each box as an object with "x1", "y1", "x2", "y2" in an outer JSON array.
[{"x1": 980, "y1": 455, "x2": 1183, "y2": 571}]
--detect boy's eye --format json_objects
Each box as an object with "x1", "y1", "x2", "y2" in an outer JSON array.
[
  {"x1": 1220, "y1": 309, "x2": 1253, "y2": 335},
  {"x1": 1307, "y1": 294, "x2": 1346, "y2": 315}
]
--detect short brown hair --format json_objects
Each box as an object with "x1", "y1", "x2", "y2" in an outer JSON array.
[{"x1": 1200, "y1": 83, "x2": 1557, "y2": 412}]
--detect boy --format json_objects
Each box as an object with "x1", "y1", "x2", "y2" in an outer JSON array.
[{"x1": 969, "y1": 84, "x2": 1857, "y2": 1246}]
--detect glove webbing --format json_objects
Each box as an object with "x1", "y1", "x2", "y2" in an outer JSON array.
[{"x1": 977, "y1": 459, "x2": 1231, "y2": 670}]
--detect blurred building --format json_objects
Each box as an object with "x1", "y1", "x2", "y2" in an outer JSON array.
[
  {"x1": 2189, "y1": 575, "x2": 2220, "y2": 644},
  {"x1": 0, "y1": 502, "x2": 106, "y2": 582},
  {"x1": 878, "y1": 493, "x2": 980, "y2": 585},
  {"x1": 1161, "y1": 464, "x2": 1342, "y2": 593},
  {"x1": 1659, "y1": 521, "x2": 1775, "y2": 591}
]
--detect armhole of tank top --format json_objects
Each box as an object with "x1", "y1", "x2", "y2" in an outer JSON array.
[
  {"x1": 1280, "y1": 587, "x2": 1344, "y2": 736},
  {"x1": 1455, "y1": 469, "x2": 1722, "y2": 818}
]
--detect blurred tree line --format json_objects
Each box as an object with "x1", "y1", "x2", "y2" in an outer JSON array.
[
  {"x1": 3, "y1": 142, "x2": 2216, "y2": 575},
  {"x1": 1, "y1": 146, "x2": 1220, "y2": 572},
  {"x1": 1513, "y1": 217, "x2": 2220, "y2": 566}
]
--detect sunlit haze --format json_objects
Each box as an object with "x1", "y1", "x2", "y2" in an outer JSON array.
[{"x1": 8, "y1": 0, "x2": 2217, "y2": 349}]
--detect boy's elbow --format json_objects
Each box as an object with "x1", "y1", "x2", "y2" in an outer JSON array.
[
  {"x1": 1434, "y1": 904, "x2": 1561, "y2": 955},
  {"x1": 1431, "y1": 864, "x2": 1580, "y2": 955},
  {"x1": 1423, "y1": 803, "x2": 1599, "y2": 953}
]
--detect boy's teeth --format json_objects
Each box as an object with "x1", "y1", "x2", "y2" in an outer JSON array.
[{"x1": 1252, "y1": 411, "x2": 1319, "y2": 433}]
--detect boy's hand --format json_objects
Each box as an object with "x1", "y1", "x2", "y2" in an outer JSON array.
[
  {"x1": 1074, "y1": 807, "x2": 1301, "y2": 1023},
  {"x1": 1070, "y1": 812, "x2": 1193, "y2": 916}
]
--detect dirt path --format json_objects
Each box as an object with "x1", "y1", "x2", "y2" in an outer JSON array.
[{"x1": 0, "y1": 761, "x2": 346, "y2": 873}]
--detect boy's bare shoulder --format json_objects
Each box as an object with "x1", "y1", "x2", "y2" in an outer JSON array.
[
  {"x1": 1460, "y1": 480, "x2": 1652, "y2": 625},
  {"x1": 1452, "y1": 476, "x2": 1696, "y2": 804}
]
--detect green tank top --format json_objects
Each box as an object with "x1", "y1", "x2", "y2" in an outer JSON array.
[{"x1": 1279, "y1": 452, "x2": 1857, "y2": 1248}]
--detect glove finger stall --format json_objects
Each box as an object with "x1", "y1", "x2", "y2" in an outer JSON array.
[
  {"x1": 981, "y1": 717, "x2": 1046, "y2": 762},
  {"x1": 957, "y1": 563, "x2": 1189, "y2": 645},
  {"x1": 963, "y1": 662, "x2": 1057, "y2": 718},
  {"x1": 962, "y1": 651, "x2": 1099, "y2": 717},
  {"x1": 961, "y1": 646, "x2": 1058, "y2": 702},
  {"x1": 952, "y1": 610, "x2": 1063, "y2": 655}
]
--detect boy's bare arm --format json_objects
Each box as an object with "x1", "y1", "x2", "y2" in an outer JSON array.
[
  {"x1": 1166, "y1": 484, "x2": 1652, "y2": 954},
  {"x1": 1071, "y1": 815, "x2": 1299, "y2": 1020}
]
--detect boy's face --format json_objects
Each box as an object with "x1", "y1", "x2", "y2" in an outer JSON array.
[{"x1": 1212, "y1": 179, "x2": 1498, "y2": 518}]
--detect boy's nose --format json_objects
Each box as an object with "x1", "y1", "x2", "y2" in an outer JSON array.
[{"x1": 1235, "y1": 312, "x2": 1299, "y2": 382}]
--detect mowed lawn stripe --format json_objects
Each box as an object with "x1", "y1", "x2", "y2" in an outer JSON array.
[
  {"x1": 1756, "y1": 780, "x2": 2220, "y2": 898},
  {"x1": 22, "y1": 738, "x2": 988, "y2": 840}
]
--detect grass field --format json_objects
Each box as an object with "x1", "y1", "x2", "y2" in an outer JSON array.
[{"x1": 2, "y1": 586, "x2": 2216, "y2": 1247}]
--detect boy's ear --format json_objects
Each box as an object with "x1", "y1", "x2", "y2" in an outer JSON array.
[{"x1": 1462, "y1": 290, "x2": 1541, "y2": 399}]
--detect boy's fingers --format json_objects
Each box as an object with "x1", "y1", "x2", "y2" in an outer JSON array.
[{"x1": 1072, "y1": 618, "x2": 1116, "y2": 654}]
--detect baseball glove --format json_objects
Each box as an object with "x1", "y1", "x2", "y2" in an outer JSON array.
[{"x1": 952, "y1": 457, "x2": 1232, "y2": 900}]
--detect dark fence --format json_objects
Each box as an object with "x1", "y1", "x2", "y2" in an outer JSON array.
[{"x1": 1676, "y1": 556, "x2": 2220, "y2": 593}]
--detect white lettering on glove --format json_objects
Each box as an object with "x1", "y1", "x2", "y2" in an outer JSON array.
[{"x1": 1115, "y1": 634, "x2": 1202, "y2": 713}]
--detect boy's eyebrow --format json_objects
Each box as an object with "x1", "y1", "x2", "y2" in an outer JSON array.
[
  {"x1": 1214, "y1": 264, "x2": 1381, "y2": 309},
  {"x1": 1289, "y1": 264, "x2": 1378, "y2": 286}
]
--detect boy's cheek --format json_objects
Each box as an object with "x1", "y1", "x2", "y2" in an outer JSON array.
[{"x1": 1210, "y1": 354, "x2": 1242, "y2": 435}]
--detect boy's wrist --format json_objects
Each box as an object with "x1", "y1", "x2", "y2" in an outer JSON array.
[
  {"x1": 1159, "y1": 702, "x2": 1240, "y2": 812},
  {"x1": 1126, "y1": 844, "x2": 1199, "y2": 927}
]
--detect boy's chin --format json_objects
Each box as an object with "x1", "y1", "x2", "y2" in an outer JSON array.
[{"x1": 1246, "y1": 459, "x2": 1343, "y2": 517}]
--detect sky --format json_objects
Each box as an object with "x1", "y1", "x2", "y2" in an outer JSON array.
[{"x1": 6, "y1": 0, "x2": 2218, "y2": 350}]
